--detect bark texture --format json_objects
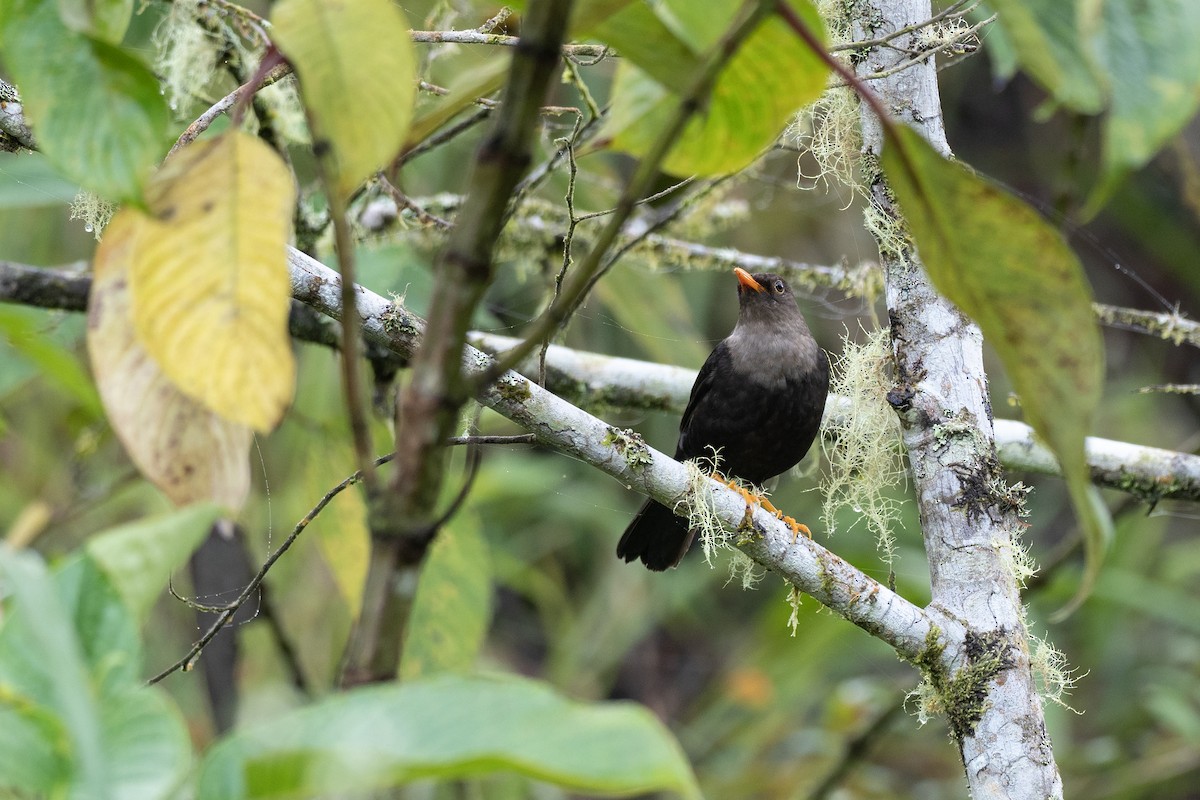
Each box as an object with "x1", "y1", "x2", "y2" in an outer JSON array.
[{"x1": 853, "y1": 1, "x2": 1064, "y2": 796}]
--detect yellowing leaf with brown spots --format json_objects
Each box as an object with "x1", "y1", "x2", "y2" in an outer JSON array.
[
  {"x1": 272, "y1": 0, "x2": 417, "y2": 198},
  {"x1": 88, "y1": 210, "x2": 252, "y2": 511},
  {"x1": 131, "y1": 132, "x2": 296, "y2": 432}
]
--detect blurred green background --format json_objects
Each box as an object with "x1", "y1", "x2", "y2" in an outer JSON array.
[{"x1": 2, "y1": 0, "x2": 1199, "y2": 797}]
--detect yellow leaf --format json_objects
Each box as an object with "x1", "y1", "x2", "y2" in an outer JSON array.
[
  {"x1": 598, "y1": 0, "x2": 829, "y2": 176},
  {"x1": 88, "y1": 211, "x2": 253, "y2": 511},
  {"x1": 272, "y1": 0, "x2": 418, "y2": 198},
  {"x1": 308, "y1": 453, "x2": 368, "y2": 615},
  {"x1": 131, "y1": 132, "x2": 296, "y2": 432}
]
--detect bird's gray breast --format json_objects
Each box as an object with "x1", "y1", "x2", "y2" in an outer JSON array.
[{"x1": 724, "y1": 325, "x2": 819, "y2": 388}]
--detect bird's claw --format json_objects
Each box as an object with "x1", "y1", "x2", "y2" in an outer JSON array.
[
  {"x1": 786, "y1": 518, "x2": 812, "y2": 542},
  {"x1": 713, "y1": 472, "x2": 812, "y2": 541}
]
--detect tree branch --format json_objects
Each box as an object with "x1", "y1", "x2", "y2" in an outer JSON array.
[
  {"x1": 0, "y1": 78, "x2": 36, "y2": 151},
  {"x1": 286, "y1": 247, "x2": 951, "y2": 667},
  {"x1": 340, "y1": 0, "x2": 574, "y2": 687},
  {"x1": 3, "y1": 260, "x2": 1196, "y2": 502},
  {"x1": 409, "y1": 28, "x2": 610, "y2": 60},
  {"x1": 469, "y1": 332, "x2": 1200, "y2": 503},
  {"x1": 843, "y1": 0, "x2": 1064, "y2": 795}
]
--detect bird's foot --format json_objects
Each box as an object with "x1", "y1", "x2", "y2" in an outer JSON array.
[{"x1": 713, "y1": 473, "x2": 811, "y2": 540}]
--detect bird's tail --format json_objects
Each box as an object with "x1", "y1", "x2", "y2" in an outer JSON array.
[{"x1": 616, "y1": 499, "x2": 695, "y2": 571}]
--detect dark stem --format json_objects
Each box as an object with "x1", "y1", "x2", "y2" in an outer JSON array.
[
  {"x1": 341, "y1": 0, "x2": 575, "y2": 686},
  {"x1": 473, "y1": 0, "x2": 781, "y2": 390}
]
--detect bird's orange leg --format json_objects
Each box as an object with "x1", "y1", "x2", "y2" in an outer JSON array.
[{"x1": 712, "y1": 473, "x2": 812, "y2": 541}]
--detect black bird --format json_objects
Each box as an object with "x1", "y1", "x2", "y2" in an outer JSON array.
[{"x1": 617, "y1": 268, "x2": 830, "y2": 570}]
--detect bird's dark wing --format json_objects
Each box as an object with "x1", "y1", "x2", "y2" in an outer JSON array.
[{"x1": 675, "y1": 342, "x2": 730, "y2": 460}]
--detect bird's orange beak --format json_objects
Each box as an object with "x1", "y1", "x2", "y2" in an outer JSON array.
[{"x1": 734, "y1": 267, "x2": 765, "y2": 293}]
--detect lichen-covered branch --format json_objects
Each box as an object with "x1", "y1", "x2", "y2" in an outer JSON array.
[
  {"x1": 1094, "y1": 302, "x2": 1200, "y2": 348},
  {"x1": 387, "y1": 193, "x2": 878, "y2": 295},
  {"x1": 851, "y1": 0, "x2": 1063, "y2": 796},
  {"x1": 409, "y1": 28, "x2": 609, "y2": 60},
  {"x1": 286, "y1": 247, "x2": 949, "y2": 666},
  {"x1": 0, "y1": 78, "x2": 36, "y2": 150},
  {"x1": 3, "y1": 260, "x2": 1195, "y2": 503},
  {"x1": 471, "y1": 332, "x2": 1200, "y2": 503}
]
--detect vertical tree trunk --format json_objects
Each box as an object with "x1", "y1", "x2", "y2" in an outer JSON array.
[{"x1": 851, "y1": 1, "x2": 1065, "y2": 796}]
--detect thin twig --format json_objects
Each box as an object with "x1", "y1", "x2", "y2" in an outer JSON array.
[
  {"x1": 377, "y1": 176, "x2": 453, "y2": 230},
  {"x1": 308, "y1": 125, "x2": 377, "y2": 491},
  {"x1": 409, "y1": 28, "x2": 609, "y2": 59},
  {"x1": 542, "y1": 118, "x2": 585, "y2": 384},
  {"x1": 828, "y1": 0, "x2": 975, "y2": 52},
  {"x1": 394, "y1": 105, "x2": 493, "y2": 168},
  {"x1": 148, "y1": 452, "x2": 396, "y2": 685},
  {"x1": 475, "y1": 0, "x2": 784, "y2": 390},
  {"x1": 169, "y1": 62, "x2": 293, "y2": 157}
]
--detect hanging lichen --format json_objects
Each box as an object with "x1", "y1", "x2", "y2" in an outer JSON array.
[{"x1": 820, "y1": 327, "x2": 907, "y2": 565}]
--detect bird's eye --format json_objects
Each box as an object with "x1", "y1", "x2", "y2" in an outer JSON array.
[{"x1": 773, "y1": 280, "x2": 785, "y2": 294}]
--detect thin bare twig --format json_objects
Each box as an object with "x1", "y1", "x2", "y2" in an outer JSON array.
[
  {"x1": 148, "y1": 452, "x2": 395, "y2": 685},
  {"x1": 409, "y1": 28, "x2": 609, "y2": 59},
  {"x1": 475, "y1": 0, "x2": 784, "y2": 390},
  {"x1": 169, "y1": 63, "x2": 292, "y2": 158}
]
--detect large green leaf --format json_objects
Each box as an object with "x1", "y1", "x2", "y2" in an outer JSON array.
[
  {"x1": 881, "y1": 124, "x2": 1111, "y2": 617},
  {"x1": 0, "y1": 0, "x2": 169, "y2": 202},
  {"x1": 591, "y1": 1, "x2": 701, "y2": 91},
  {"x1": 197, "y1": 673, "x2": 701, "y2": 799},
  {"x1": 400, "y1": 515, "x2": 493, "y2": 680},
  {"x1": 0, "y1": 305, "x2": 103, "y2": 419},
  {"x1": 1087, "y1": 0, "x2": 1200, "y2": 210},
  {"x1": 598, "y1": 0, "x2": 829, "y2": 176},
  {"x1": 987, "y1": 0, "x2": 1105, "y2": 112},
  {"x1": 56, "y1": 0, "x2": 132, "y2": 42},
  {"x1": 988, "y1": 0, "x2": 1200, "y2": 211},
  {"x1": 0, "y1": 548, "x2": 193, "y2": 799},
  {"x1": 271, "y1": 0, "x2": 417, "y2": 198},
  {"x1": 85, "y1": 503, "x2": 222, "y2": 622},
  {"x1": 0, "y1": 549, "x2": 108, "y2": 796}
]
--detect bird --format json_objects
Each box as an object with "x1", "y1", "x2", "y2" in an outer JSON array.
[{"x1": 617, "y1": 267, "x2": 830, "y2": 571}]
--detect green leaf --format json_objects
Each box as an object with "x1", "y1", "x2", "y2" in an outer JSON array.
[
  {"x1": 400, "y1": 515, "x2": 492, "y2": 680},
  {"x1": 567, "y1": 0, "x2": 638, "y2": 34},
  {"x1": 880, "y1": 124, "x2": 1110, "y2": 617},
  {"x1": 85, "y1": 503, "x2": 222, "y2": 622},
  {"x1": 989, "y1": 0, "x2": 1200, "y2": 212},
  {"x1": 987, "y1": 0, "x2": 1106, "y2": 113},
  {"x1": 1086, "y1": 0, "x2": 1200, "y2": 212},
  {"x1": 100, "y1": 683, "x2": 192, "y2": 799},
  {"x1": 595, "y1": 266, "x2": 708, "y2": 367},
  {"x1": 0, "y1": 548, "x2": 192, "y2": 799},
  {"x1": 0, "y1": 0, "x2": 169, "y2": 202},
  {"x1": 55, "y1": 556, "x2": 142, "y2": 686},
  {"x1": 56, "y1": 0, "x2": 132, "y2": 42},
  {"x1": 0, "y1": 548, "x2": 109, "y2": 795},
  {"x1": 599, "y1": 0, "x2": 829, "y2": 176},
  {"x1": 591, "y1": 1, "x2": 701, "y2": 91},
  {"x1": 0, "y1": 305, "x2": 103, "y2": 419},
  {"x1": 0, "y1": 152, "x2": 81, "y2": 208},
  {"x1": 197, "y1": 673, "x2": 701, "y2": 800},
  {"x1": 271, "y1": 0, "x2": 417, "y2": 198},
  {"x1": 0, "y1": 702, "x2": 68, "y2": 795}
]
